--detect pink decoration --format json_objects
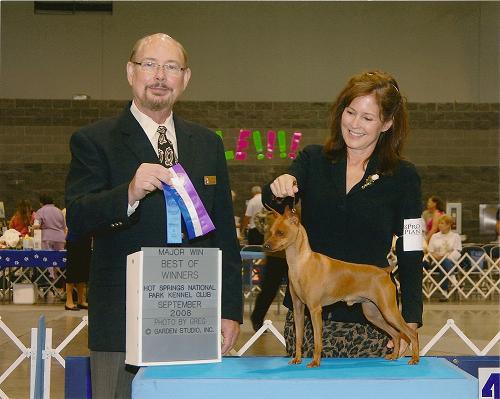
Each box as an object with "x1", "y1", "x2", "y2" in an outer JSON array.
[
  {"x1": 266, "y1": 130, "x2": 276, "y2": 159},
  {"x1": 235, "y1": 130, "x2": 251, "y2": 160},
  {"x1": 288, "y1": 132, "x2": 302, "y2": 159}
]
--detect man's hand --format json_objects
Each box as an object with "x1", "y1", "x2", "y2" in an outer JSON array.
[
  {"x1": 128, "y1": 163, "x2": 173, "y2": 205},
  {"x1": 387, "y1": 322, "x2": 418, "y2": 356},
  {"x1": 221, "y1": 319, "x2": 240, "y2": 354}
]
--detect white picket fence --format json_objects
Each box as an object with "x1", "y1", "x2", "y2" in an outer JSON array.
[
  {"x1": 420, "y1": 251, "x2": 499, "y2": 300},
  {"x1": 1, "y1": 313, "x2": 499, "y2": 399}
]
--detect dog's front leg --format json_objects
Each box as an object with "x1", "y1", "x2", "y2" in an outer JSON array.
[
  {"x1": 308, "y1": 305, "x2": 322, "y2": 368},
  {"x1": 289, "y1": 282, "x2": 304, "y2": 365}
]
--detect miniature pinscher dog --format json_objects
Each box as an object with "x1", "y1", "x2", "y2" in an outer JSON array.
[{"x1": 262, "y1": 206, "x2": 419, "y2": 368}]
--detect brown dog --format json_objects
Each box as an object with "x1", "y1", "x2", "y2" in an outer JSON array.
[{"x1": 263, "y1": 206, "x2": 419, "y2": 368}]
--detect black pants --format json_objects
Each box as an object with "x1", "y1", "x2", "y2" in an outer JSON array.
[{"x1": 251, "y1": 256, "x2": 288, "y2": 326}]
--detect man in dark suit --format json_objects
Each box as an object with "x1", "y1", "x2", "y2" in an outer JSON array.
[{"x1": 65, "y1": 33, "x2": 242, "y2": 398}]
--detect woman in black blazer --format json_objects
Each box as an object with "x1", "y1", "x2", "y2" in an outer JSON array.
[{"x1": 263, "y1": 71, "x2": 423, "y2": 358}]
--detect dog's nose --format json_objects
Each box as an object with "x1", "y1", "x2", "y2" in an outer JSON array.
[{"x1": 262, "y1": 243, "x2": 271, "y2": 251}]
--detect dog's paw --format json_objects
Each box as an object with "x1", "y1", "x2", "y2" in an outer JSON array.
[
  {"x1": 384, "y1": 353, "x2": 399, "y2": 361},
  {"x1": 288, "y1": 357, "x2": 302, "y2": 365},
  {"x1": 407, "y1": 357, "x2": 419, "y2": 365},
  {"x1": 307, "y1": 360, "x2": 320, "y2": 368}
]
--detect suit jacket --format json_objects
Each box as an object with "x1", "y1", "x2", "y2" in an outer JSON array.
[
  {"x1": 262, "y1": 144, "x2": 423, "y2": 326},
  {"x1": 65, "y1": 104, "x2": 243, "y2": 352}
]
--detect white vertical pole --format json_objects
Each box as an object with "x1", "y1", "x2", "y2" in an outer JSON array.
[
  {"x1": 29, "y1": 328, "x2": 37, "y2": 399},
  {"x1": 43, "y1": 329, "x2": 52, "y2": 399}
]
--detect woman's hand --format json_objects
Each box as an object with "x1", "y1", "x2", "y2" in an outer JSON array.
[{"x1": 270, "y1": 174, "x2": 298, "y2": 198}]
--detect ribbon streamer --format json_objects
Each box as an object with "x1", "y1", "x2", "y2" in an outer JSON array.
[
  {"x1": 162, "y1": 164, "x2": 216, "y2": 243},
  {"x1": 164, "y1": 191, "x2": 182, "y2": 243}
]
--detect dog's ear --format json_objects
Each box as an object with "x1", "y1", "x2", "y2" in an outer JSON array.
[
  {"x1": 265, "y1": 203, "x2": 281, "y2": 217},
  {"x1": 284, "y1": 205, "x2": 299, "y2": 225},
  {"x1": 283, "y1": 205, "x2": 292, "y2": 217},
  {"x1": 289, "y1": 214, "x2": 299, "y2": 225}
]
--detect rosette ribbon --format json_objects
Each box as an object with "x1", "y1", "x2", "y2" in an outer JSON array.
[{"x1": 162, "y1": 163, "x2": 216, "y2": 244}]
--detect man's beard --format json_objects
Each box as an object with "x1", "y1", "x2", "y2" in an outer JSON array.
[{"x1": 143, "y1": 86, "x2": 174, "y2": 111}]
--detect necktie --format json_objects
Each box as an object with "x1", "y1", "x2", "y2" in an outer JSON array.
[{"x1": 157, "y1": 125, "x2": 177, "y2": 168}]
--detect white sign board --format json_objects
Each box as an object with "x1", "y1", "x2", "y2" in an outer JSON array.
[
  {"x1": 126, "y1": 247, "x2": 221, "y2": 366},
  {"x1": 403, "y1": 218, "x2": 424, "y2": 251}
]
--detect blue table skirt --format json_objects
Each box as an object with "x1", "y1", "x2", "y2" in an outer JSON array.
[
  {"x1": 133, "y1": 356, "x2": 477, "y2": 399},
  {"x1": 0, "y1": 250, "x2": 67, "y2": 268}
]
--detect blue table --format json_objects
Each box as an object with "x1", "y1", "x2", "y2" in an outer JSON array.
[
  {"x1": 0, "y1": 249, "x2": 67, "y2": 301},
  {"x1": 0, "y1": 249, "x2": 67, "y2": 268},
  {"x1": 132, "y1": 356, "x2": 478, "y2": 399}
]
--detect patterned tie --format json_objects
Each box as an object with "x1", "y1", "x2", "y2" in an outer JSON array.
[{"x1": 157, "y1": 125, "x2": 177, "y2": 168}]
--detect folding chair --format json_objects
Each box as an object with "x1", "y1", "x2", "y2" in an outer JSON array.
[
  {"x1": 490, "y1": 245, "x2": 500, "y2": 260},
  {"x1": 458, "y1": 246, "x2": 489, "y2": 298}
]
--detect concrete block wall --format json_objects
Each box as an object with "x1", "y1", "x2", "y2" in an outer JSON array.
[{"x1": 0, "y1": 99, "x2": 498, "y2": 242}]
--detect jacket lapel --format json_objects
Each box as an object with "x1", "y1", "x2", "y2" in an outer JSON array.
[
  {"x1": 348, "y1": 152, "x2": 380, "y2": 196},
  {"x1": 328, "y1": 156, "x2": 347, "y2": 199},
  {"x1": 118, "y1": 105, "x2": 159, "y2": 164},
  {"x1": 173, "y1": 114, "x2": 194, "y2": 174}
]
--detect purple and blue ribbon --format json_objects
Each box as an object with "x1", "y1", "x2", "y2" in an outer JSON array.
[{"x1": 162, "y1": 164, "x2": 215, "y2": 243}]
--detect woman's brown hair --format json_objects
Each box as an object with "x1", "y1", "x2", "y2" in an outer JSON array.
[
  {"x1": 13, "y1": 200, "x2": 32, "y2": 227},
  {"x1": 324, "y1": 70, "x2": 409, "y2": 175}
]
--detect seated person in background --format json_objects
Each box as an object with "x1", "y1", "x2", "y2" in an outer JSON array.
[
  {"x1": 240, "y1": 186, "x2": 264, "y2": 245},
  {"x1": 9, "y1": 199, "x2": 35, "y2": 236},
  {"x1": 427, "y1": 214, "x2": 461, "y2": 300},
  {"x1": 423, "y1": 195, "x2": 445, "y2": 244}
]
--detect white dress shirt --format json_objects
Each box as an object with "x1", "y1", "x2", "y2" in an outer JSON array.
[
  {"x1": 127, "y1": 101, "x2": 178, "y2": 216},
  {"x1": 130, "y1": 101, "x2": 178, "y2": 156}
]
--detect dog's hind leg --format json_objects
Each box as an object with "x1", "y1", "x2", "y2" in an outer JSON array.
[
  {"x1": 375, "y1": 293, "x2": 420, "y2": 365},
  {"x1": 361, "y1": 301, "x2": 401, "y2": 361},
  {"x1": 289, "y1": 282, "x2": 304, "y2": 365}
]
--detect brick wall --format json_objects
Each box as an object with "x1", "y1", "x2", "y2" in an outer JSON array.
[{"x1": 0, "y1": 99, "x2": 498, "y2": 242}]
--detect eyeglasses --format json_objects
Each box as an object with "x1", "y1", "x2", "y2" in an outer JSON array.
[{"x1": 131, "y1": 61, "x2": 187, "y2": 76}]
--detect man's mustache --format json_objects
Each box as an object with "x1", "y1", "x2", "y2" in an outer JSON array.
[{"x1": 147, "y1": 84, "x2": 170, "y2": 90}]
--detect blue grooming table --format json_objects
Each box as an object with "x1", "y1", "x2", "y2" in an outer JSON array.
[{"x1": 132, "y1": 356, "x2": 478, "y2": 399}]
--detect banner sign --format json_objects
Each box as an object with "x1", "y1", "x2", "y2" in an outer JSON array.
[
  {"x1": 403, "y1": 218, "x2": 425, "y2": 252},
  {"x1": 126, "y1": 247, "x2": 221, "y2": 366}
]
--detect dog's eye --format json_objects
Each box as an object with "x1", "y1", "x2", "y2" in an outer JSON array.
[{"x1": 276, "y1": 230, "x2": 284, "y2": 236}]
